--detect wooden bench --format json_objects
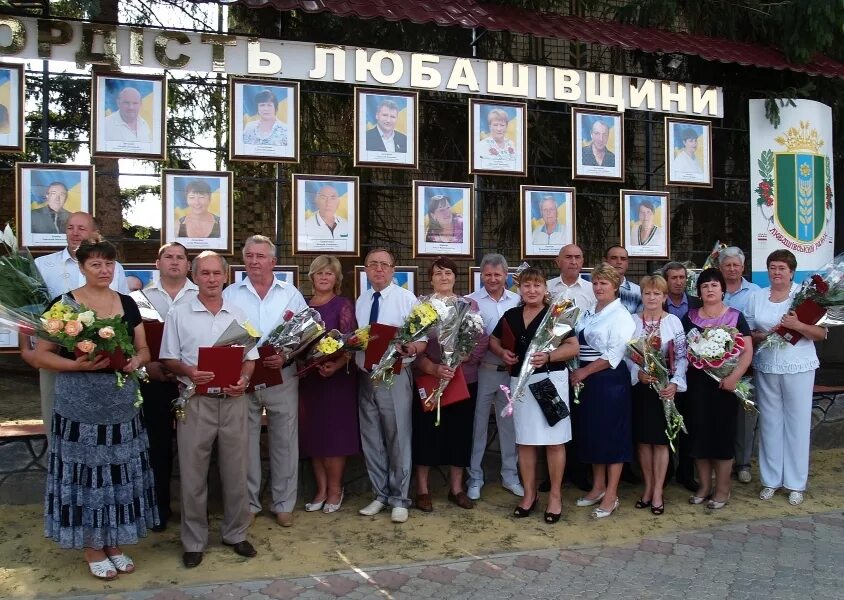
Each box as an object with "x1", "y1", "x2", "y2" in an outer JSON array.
[{"x1": 0, "y1": 422, "x2": 47, "y2": 485}]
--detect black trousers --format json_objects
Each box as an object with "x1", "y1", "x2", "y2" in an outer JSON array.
[
  {"x1": 140, "y1": 380, "x2": 178, "y2": 523},
  {"x1": 673, "y1": 391, "x2": 696, "y2": 484}
]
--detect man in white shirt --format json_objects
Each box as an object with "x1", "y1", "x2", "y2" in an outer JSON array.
[
  {"x1": 530, "y1": 196, "x2": 568, "y2": 246},
  {"x1": 160, "y1": 251, "x2": 258, "y2": 568},
  {"x1": 605, "y1": 245, "x2": 642, "y2": 314},
  {"x1": 546, "y1": 244, "x2": 596, "y2": 311},
  {"x1": 222, "y1": 235, "x2": 307, "y2": 528},
  {"x1": 355, "y1": 248, "x2": 422, "y2": 523},
  {"x1": 138, "y1": 242, "x2": 198, "y2": 532},
  {"x1": 301, "y1": 185, "x2": 350, "y2": 247},
  {"x1": 465, "y1": 254, "x2": 523, "y2": 500},
  {"x1": 104, "y1": 86, "x2": 152, "y2": 142}
]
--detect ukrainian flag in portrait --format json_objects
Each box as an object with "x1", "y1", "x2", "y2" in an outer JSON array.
[
  {"x1": 478, "y1": 104, "x2": 519, "y2": 142},
  {"x1": 173, "y1": 176, "x2": 222, "y2": 220},
  {"x1": 29, "y1": 170, "x2": 84, "y2": 212},
  {"x1": 303, "y1": 180, "x2": 349, "y2": 221},
  {"x1": 530, "y1": 191, "x2": 568, "y2": 232},
  {"x1": 103, "y1": 78, "x2": 155, "y2": 127},
  {"x1": 242, "y1": 84, "x2": 289, "y2": 126},
  {"x1": 365, "y1": 94, "x2": 408, "y2": 134},
  {"x1": 0, "y1": 69, "x2": 10, "y2": 134},
  {"x1": 423, "y1": 187, "x2": 463, "y2": 230}
]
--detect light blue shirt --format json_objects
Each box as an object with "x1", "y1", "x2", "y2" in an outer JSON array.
[{"x1": 724, "y1": 277, "x2": 760, "y2": 315}]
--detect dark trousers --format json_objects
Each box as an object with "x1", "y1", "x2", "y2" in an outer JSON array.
[
  {"x1": 674, "y1": 391, "x2": 696, "y2": 484},
  {"x1": 141, "y1": 380, "x2": 178, "y2": 523},
  {"x1": 565, "y1": 390, "x2": 591, "y2": 490}
]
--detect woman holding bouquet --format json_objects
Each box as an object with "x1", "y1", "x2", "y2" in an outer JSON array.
[
  {"x1": 489, "y1": 267, "x2": 579, "y2": 523},
  {"x1": 32, "y1": 238, "x2": 157, "y2": 580},
  {"x1": 570, "y1": 263, "x2": 636, "y2": 519},
  {"x1": 412, "y1": 257, "x2": 486, "y2": 512},
  {"x1": 627, "y1": 275, "x2": 688, "y2": 515},
  {"x1": 745, "y1": 250, "x2": 826, "y2": 506},
  {"x1": 298, "y1": 255, "x2": 360, "y2": 514},
  {"x1": 681, "y1": 268, "x2": 753, "y2": 510}
]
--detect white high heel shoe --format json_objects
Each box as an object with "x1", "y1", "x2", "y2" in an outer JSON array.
[
  {"x1": 305, "y1": 499, "x2": 326, "y2": 512},
  {"x1": 323, "y1": 489, "x2": 344, "y2": 514}
]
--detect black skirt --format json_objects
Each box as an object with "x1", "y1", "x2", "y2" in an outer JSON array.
[
  {"x1": 632, "y1": 382, "x2": 670, "y2": 445},
  {"x1": 412, "y1": 382, "x2": 477, "y2": 467}
]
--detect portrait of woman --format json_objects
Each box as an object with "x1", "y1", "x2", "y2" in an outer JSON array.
[
  {"x1": 666, "y1": 117, "x2": 712, "y2": 187},
  {"x1": 176, "y1": 179, "x2": 220, "y2": 239},
  {"x1": 229, "y1": 78, "x2": 299, "y2": 162},
  {"x1": 425, "y1": 195, "x2": 464, "y2": 244},
  {"x1": 470, "y1": 100, "x2": 527, "y2": 176},
  {"x1": 414, "y1": 181, "x2": 473, "y2": 258},
  {"x1": 242, "y1": 89, "x2": 288, "y2": 146},
  {"x1": 621, "y1": 191, "x2": 670, "y2": 258},
  {"x1": 632, "y1": 199, "x2": 659, "y2": 246},
  {"x1": 163, "y1": 170, "x2": 233, "y2": 253}
]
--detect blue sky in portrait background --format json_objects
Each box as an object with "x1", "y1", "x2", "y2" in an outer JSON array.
[
  {"x1": 478, "y1": 104, "x2": 518, "y2": 141},
  {"x1": 580, "y1": 113, "x2": 617, "y2": 150},
  {"x1": 530, "y1": 190, "x2": 568, "y2": 230},
  {"x1": 423, "y1": 186, "x2": 464, "y2": 228},
  {"x1": 172, "y1": 176, "x2": 222, "y2": 219},
  {"x1": 363, "y1": 271, "x2": 411, "y2": 291},
  {"x1": 672, "y1": 122, "x2": 704, "y2": 158},
  {"x1": 303, "y1": 180, "x2": 349, "y2": 220},
  {"x1": 0, "y1": 69, "x2": 11, "y2": 134},
  {"x1": 630, "y1": 194, "x2": 663, "y2": 227},
  {"x1": 103, "y1": 78, "x2": 155, "y2": 125},
  {"x1": 28, "y1": 169, "x2": 84, "y2": 211},
  {"x1": 124, "y1": 269, "x2": 156, "y2": 288},
  {"x1": 241, "y1": 84, "x2": 289, "y2": 125},
  {"x1": 365, "y1": 94, "x2": 408, "y2": 134}
]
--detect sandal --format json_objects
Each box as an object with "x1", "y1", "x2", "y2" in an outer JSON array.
[
  {"x1": 107, "y1": 553, "x2": 135, "y2": 574},
  {"x1": 87, "y1": 558, "x2": 118, "y2": 581},
  {"x1": 650, "y1": 504, "x2": 665, "y2": 515},
  {"x1": 635, "y1": 499, "x2": 652, "y2": 509}
]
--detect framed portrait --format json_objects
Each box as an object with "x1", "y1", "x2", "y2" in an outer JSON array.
[
  {"x1": 354, "y1": 265, "x2": 418, "y2": 297},
  {"x1": 92, "y1": 73, "x2": 166, "y2": 159},
  {"x1": 520, "y1": 185, "x2": 576, "y2": 258},
  {"x1": 230, "y1": 265, "x2": 300, "y2": 288},
  {"x1": 469, "y1": 99, "x2": 527, "y2": 176},
  {"x1": 162, "y1": 170, "x2": 233, "y2": 254},
  {"x1": 572, "y1": 107, "x2": 624, "y2": 181},
  {"x1": 354, "y1": 88, "x2": 418, "y2": 169},
  {"x1": 413, "y1": 180, "x2": 473, "y2": 258},
  {"x1": 620, "y1": 190, "x2": 670, "y2": 259},
  {"x1": 0, "y1": 323, "x2": 20, "y2": 353},
  {"x1": 123, "y1": 264, "x2": 159, "y2": 292},
  {"x1": 0, "y1": 62, "x2": 25, "y2": 153},
  {"x1": 469, "y1": 266, "x2": 520, "y2": 294},
  {"x1": 15, "y1": 163, "x2": 94, "y2": 248},
  {"x1": 665, "y1": 117, "x2": 713, "y2": 187},
  {"x1": 292, "y1": 174, "x2": 359, "y2": 256},
  {"x1": 229, "y1": 77, "x2": 299, "y2": 163}
]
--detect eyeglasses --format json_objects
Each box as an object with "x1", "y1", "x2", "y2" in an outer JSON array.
[{"x1": 366, "y1": 261, "x2": 393, "y2": 270}]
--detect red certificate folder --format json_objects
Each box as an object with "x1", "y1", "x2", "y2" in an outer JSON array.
[
  {"x1": 416, "y1": 366, "x2": 470, "y2": 411},
  {"x1": 364, "y1": 323, "x2": 402, "y2": 374},
  {"x1": 75, "y1": 347, "x2": 126, "y2": 370},
  {"x1": 249, "y1": 344, "x2": 283, "y2": 392},
  {"x1": 774, "y1": 299, "x2": 827, "y2": 345},
  {"x1": 143, "y1": 321, "x2": 165, "y2": 362},
  {"x1": 500, "y1": 319, "x2": 516, "y2": 352},
  {"x1": 196, "y1": 346, "x2": 243, "y2": 395}
]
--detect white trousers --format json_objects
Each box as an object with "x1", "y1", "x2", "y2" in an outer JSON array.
[
  {"x1": 756, "y1": 370, "x2": 815, "y2": 492},
  {"x1": 467, "y1": 368, "x2": 519, "y2": 489}
]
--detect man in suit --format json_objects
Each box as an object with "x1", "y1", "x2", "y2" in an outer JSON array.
[
  {"x1": 365, "y1": 99, "x2": 407, "y2": 153},
  {"x1": 30, "y1": 182, "x2": 72, "y2": 235},
  {"x1": 581, "y1": 119, "x2": 615, "y2": 167}
]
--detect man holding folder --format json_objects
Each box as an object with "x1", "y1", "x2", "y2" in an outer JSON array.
[
  {"x1": 160, "y1": 251, "x2": 258, "y2": 568},
  {"x1": 356, "y1": 248, "x2": 425, "y2": 523}
]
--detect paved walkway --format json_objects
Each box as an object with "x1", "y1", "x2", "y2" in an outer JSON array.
[{"x1": 61, "y1": 511, "x2": 844, "y2": 600}]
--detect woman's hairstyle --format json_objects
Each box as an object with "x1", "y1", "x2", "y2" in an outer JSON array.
[
  {"x1": 76, "y1": 237, "x2": 116, "y2": 264},
  {"x1": 517, "y1": 266, "x2": 548, "y2": 305},
  {"x1": 254, "y1": 89, "x2": 278, "y2": 110},
  {"x1": 696, "y1": 267, "x2": 726, "y2": 296},
  {"x1": 426, "y1": 194, "x2": 451, "y2": 215},
  {"x1": 637, "y1": 199, "x2": 655, "y2": 214},
  {"x1": 308, "y1": 255, "x2": 343, "y2": 294},
  {"x1": 681, "y1": 127, "x2": 698, "y2": 142},
  {"x1": 591, "y1": 262, "x2": 621, "y2": 291},
  {"x1": 487, "y1": 108, "x2": 509, "y2": 124},
  {"x1": 639, "y1": 274, "x2": 668, "y2": 295},
  {"x1": 766, "y1": 249, "x2": 797, "y2": 273},
  {"x1": 185, "y1": 179, "x2": 212, "y2": 196},
  {"x1": 428, "y1": 256, "x2": 458, "y2": 279}
]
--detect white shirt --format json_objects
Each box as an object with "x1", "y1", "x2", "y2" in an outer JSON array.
[
  {"x1": 547, "y1": 275, "x2": 597, "y2": 312},
  {"x1": 355, "y1": 282, "x2": 419, "y2": 370},
  {"x1": 466, "y1": 286, "x2": 520, "y2": 365},
  {"x1": 160, "y1": 296, "x2": 259, "y2": 386},
  {"x1": 142, "y1": 277, "x2": 199, "y2": 318},
  {"x1": 222, "y1": 276, "x2": 307, "y2": 346},
  {"x1": 577, "y1": 299, "x2": 636, "y2": 368},
  {"x1": 625, "y1": 313, "x2": 688, "y2": 392},
  {"x1": 672, "y1": 151, "x2": 703, "y2": 175},
  {"x1": 35, "y1": 247, "x2": 129, "y2": 298},
  {"x1": 377, "y1": 126, "x2": 396, "y2": 153},
  {"x1": 531, "y1": 224, "x2": 568, "y2": 246},
  {"x1": 104, "y1": 111, "x2": 152, "y2": 142},
  {"x1": 302, "y1": 213, "x2": 351, "y2": 243}
]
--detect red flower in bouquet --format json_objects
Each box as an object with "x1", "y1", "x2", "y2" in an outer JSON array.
[{"x1": 811, "y1": 274, "x2": 829, "y2": 295}]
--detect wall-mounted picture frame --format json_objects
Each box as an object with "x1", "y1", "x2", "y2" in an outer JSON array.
[
  {"x1": 292, "y1": 174, "x2": 359, "y2": 256},
  {"x1": 0, "y1": 62, "x2": 25, "y2": 153},
  {"x1": 123, "y1": 264, "x2": 159, "y2": 292},
  {"x1": 620, "y1": 190, "x2": 670, "y2": 259},
  {"x1": 162, "y1": 169, "x2": 233, "y2": 254},
  {"x1": 469, "y1": 99, "x2": 527, "y2": 176},
  {"x1": 469, "y1": 266, "x2": 520, "y2": 294},
  {"x1": 665, "y1": 117, "x2": 713, "y2": 187},
  {"x1": 521, "y1": 185, "x2": 576, "y2": 258},
  {"x1": 229, "y1": 77, "x2": 299, "y2": 163},
  {"x1": 0, "y1": 324, "x2": 20, "y2": 353},
  {"x1": 354, "y1": 265, "x2": 418, "y2": 297},
  {"x1": 354, "y1": 87, "x2": 418, "y2": 169},
  {"x1": 15, "y1": 163, "x2": 94, "y2": 249},
  {"x1": 413, "y1": 180, "x2": 473, "y2": 258},
  {"x1": 572, "y1": 107, "x2": 624, "y2": 181},
  {"x1": 92, "y1": 72, "x2": 166, "y2": 160},
  {"x1": 229, "y1": 265, "x2": 300, "y2": 288}
]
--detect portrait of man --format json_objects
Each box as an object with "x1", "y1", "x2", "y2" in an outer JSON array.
[
  {"x1": 667, "y1": 118, "x2": 711, "y2": 186},
  {"x1": 302, "y1": 184, "x2": 350, "y2": 242},
  {"x1": 0, "y1": 64, "x2": 23, "y2": 151},
  {"x1": 355, "y1": 89, "x2": 417, "y2": 168},
  {"x1": 365, "y1": 99, "x2": 407, "y2": 153},
  {"x1": 105, "y1": 85, "x2": 152, "y2": 142},
  {"x1": 621, "y1": 190, "x2": 670, "y2": 258},
  {"x1": 582, "y1": 119, "x2": 614, "y2": 167},
  {"x1": 531, "y1": 194, "x2": 568, "y2": 246},
  {"x1": 293, "y1": 174, "x2": 359, "y2": 255},
  {"x1": 94, "y1": 73, "x2": 165, "y2": 159},
  {"x1": 521, "y1": 186, "x2": 575, "y2": 258},
  {"x1": 30, "y1": 182, "x2": 71, "y2": 234},
  {"x1": 573, "y1": 108, "x2": 623, "y2": 181}
]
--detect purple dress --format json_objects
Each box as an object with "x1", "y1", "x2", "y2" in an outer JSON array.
[{"x1": 298, "y1": 295, "x2": 361, "y2": 458}]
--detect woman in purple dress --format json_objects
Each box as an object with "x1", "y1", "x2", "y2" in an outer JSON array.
[{"x1": 299, "y1": 256, "x2": 360, "y2": 514}]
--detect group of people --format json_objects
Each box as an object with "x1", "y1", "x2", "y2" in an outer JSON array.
[{"x1": 21, "y1": 214, "x2": 824, "y2": 581}]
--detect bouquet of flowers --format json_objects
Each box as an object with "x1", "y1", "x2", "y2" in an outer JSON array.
[
  {"x1": 565, "y1": 357, "x2": 583, "y2": 404},
  {"x1": 761, "y1": 252, "x2": 844, "y2": 348},
  {"x1": 371, "y1": 297, "x2": 446, "y2": 383},
  {"x1": 686, "y1": 326, "x2": 756, "y2": 412},
  {"x1": 0, "y1": 225, "x2": 51, "y2": 336},
  {"x1": 627, "y1": 332, "x2": 687, "y2": 451},
  {"x1": 296, "y1": 325, "x2": 373, "y2": 377},
  {"x1": 262, "y1": 307, "x2": 325, "y2": 362},
  {"x1": 423, "y1": 298, "x2": 485, "y2": 424},
  {"x1": 500, "y1": 298, "x2": 580, "y2": 417},
  {"x1": 684, "y1": 241, "x2": 726, "y2": 297}
]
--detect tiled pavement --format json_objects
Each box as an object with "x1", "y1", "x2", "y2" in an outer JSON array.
[{"x1": 61, "y1": 511, "x2": 844, "y2": 600}]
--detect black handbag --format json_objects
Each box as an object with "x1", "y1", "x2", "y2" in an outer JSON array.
[{"x1": 528, "y1": 376, "x2": 570, "y2": 427}]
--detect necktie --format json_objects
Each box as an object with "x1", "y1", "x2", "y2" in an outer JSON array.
[
  {"x1": 53, "y1": 212, "x2": 59, "y2": 233},
  {"x1": 369, "y1": 291, "x2": 381, "y2": 325}
]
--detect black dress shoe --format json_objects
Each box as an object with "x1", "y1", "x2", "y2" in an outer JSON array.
[
  {"x1": 182, "y1": 552, "x2": 203, "y2": 568},
  {"x1": 151, "y1": 523, "x2": 167, "y2": 533},
  {"x1": 223, "y1": 540, "x2": 257, "y2": 558}
]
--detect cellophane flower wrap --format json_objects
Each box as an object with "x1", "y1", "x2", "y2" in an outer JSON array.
[
  {"x1": 296, "y1": 326, "x2": 372, "y2": 377},
  {"x1": 686, "y1": 326, "x2": 756, "y2": 412},
  {"x1": 684, "y1": 241, "x2": 726, "y2": 298},
  {"x1": 627, "y1": 332, "x2": 687, "y2": 451},
  {"x1": 760, "y1": 252, "x2": 844, "y2": 349},
  {"x1": 565, "y1": 357, "x2": 583, "y2": 404},
  {"x1": 500, "y1": 298, "x2": 580, "y2": 418},
  {"x1": 424, "y1": 298, "x2": 484, "y2": 425},
  {"x1": 0, "y1": 225, "x2": 51, "y2": 339},
  {"x1": 262, "y1": 307, "x2": 325, "y2": 361},
  {"x1": 371, "y1": 297, "x2": 445, "y2": 384}
]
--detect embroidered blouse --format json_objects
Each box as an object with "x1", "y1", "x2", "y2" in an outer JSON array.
[{"x1": 625, "y1": 313, "x2": 689, "y2": 392}]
